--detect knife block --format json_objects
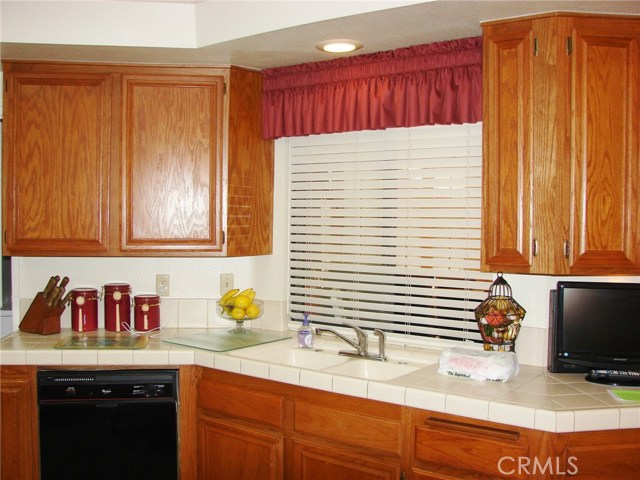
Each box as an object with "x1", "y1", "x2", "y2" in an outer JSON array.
[{"x1": 19, "y1": 292, "x2": 65, "y2": 335}]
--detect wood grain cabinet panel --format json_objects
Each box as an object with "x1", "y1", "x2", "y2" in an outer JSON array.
[
  {"x1": 481, "y1": 13, "x2": 640, "y2": 274},
  {"x1": 121, "y1": 74, "x2": 224, "y2": 253},
  {"x1": 198, "y1": 375, "x2": 285, "y2": 429},
  {"x1": 197, "y1": 415, "x2": 283, "y2": 480},
  {"x1": 552, "y1": 429, "x2": 640, "y2": 480},
  {"x1": 412, "y1": 412, "x2": 546, "y2": 480},
  {"x1": 2, "y1": 68, "x2": 112, "y2": 255},
  {"x1": 569, "y1": 17, "x2": 640, "y2": 273},
  {"x1": 292, "y1": 440, "x2": 402, "y2": 480},
  {"x1": 2, "y1": 62, "x2": 274, "y2": 257},
  {"x1": 0, "y1": 366, "x2": 39, "y2": 480},
  {"x1": 293, "y1": 400, "x2": 402, "y2": 455}
]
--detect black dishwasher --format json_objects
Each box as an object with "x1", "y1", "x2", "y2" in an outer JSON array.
[{"x1": 37, "y1": 369, "x2": 178, "y2": 480}]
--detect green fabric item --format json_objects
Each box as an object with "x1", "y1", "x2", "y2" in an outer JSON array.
[{"x1": 610, "y1": 389, "x2": 640, "y2": 402}]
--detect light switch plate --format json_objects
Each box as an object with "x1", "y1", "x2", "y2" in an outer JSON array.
[{"x1": 220, "y1": 273, "x2": 234, "y2": 296}]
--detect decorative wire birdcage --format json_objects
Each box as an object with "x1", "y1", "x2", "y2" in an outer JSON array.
[{"x1": 474, "y1": 273, "x2": 526, "y2": 352}]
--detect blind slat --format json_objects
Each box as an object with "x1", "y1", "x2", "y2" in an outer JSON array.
[{"x1": 288, "y1": 123, "x2": 492, "y2": 344}]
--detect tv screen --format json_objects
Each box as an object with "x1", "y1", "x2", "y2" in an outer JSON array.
[{"x1": 548, "y1": 281, "x2": 640, "y2": 373}]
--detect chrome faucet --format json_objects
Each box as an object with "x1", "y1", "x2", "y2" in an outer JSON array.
[{"x1": 315, "y1": 323, "x2": 387, "y2": 361}]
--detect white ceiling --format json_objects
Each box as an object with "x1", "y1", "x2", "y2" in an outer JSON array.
[{"x1": 2, "y1": 0, "x2": 640, "y2": 69}]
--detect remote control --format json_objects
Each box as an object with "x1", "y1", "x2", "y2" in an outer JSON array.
[{"x1": 586, "y1": 369, "x2": 640, "y2": 387}]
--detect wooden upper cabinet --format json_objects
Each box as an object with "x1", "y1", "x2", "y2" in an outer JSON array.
[
  {"x1": 481, "y1": 13, "x2": 640, "y2": 275},
  {"x1": 121, "y1": 73, "x2": 224, "y2": 254},
  {"x1": 569, "y1": 17, "x2": 640, "y2": 273},
  {"x1": 2, "y1": 62, "x2": 274, "y2": 257},
  {"x1": 481, "y1": 19, "x2": 536, "y2": 272},
  {"x1": 2, "y1": 67, "x2": 112, "y2": 255}
]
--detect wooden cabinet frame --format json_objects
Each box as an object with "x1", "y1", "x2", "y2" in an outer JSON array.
[
  {"x1": 2, "y1": 61, "x2": 274, "y2": 257},
  {"x1": 481, "y1": 13, "x2": 640, "y2": 274}
]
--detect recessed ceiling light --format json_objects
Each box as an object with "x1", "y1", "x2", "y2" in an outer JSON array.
[{"x1": 315, "y1": 39, "x2": 363, "y2": 54}]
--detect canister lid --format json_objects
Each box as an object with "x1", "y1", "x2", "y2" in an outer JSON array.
[
  {"x1": 104, "y1": 283, "x2": 131, "y2": 292},
  {"x1": 134, "y1": 294, "x2": 160, "y2": 306},
  {"x1": 71, "y1": 288, "x2": 98, "y2": 294}
]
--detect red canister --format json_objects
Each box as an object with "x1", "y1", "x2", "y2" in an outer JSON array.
[
  {"x1": 103, "y1": 283, "x2": 131, "y2": 332},
  {"x1": 70, "y1": 288, "x2": 98, "y2": 332},
  {"x1": 134, "y1": 294, "x2": 161, "y2": 331}
]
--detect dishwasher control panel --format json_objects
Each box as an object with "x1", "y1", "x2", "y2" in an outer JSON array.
[{"x1": 38, "y1": 369, "x2": 178, "y2": 402}]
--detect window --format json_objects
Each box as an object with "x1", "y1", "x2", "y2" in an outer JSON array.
[{"x1": 288, "y1": 123, "x2": 493, "y2": 346}]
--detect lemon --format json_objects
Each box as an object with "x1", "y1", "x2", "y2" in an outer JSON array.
[
  {"x1": 230, "y1": 307, "x2": 246, "y2": 320},
  {"x1": 245, "y1": 303, "x2": 261, "y2": 319},
  {"x1": 232, "y1": 295, "x2": 251, "y2": 309}
]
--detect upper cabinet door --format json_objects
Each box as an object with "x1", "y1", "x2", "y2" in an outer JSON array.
[
  {"x1": 569, "y1": 17, "x2": 640, "y2": 274},
  {"x1": 3, "y1": 71, "x2": 112, "y2": 255},
  {"x1": 482, "y1": 13, "x2": 639, "y2": 275},
  {"x1": 481, "y1": 20, "x2": 536, "y2": 273},
  {"x1": 121, "y1": 74, "x2": 225, "y2": 254}
]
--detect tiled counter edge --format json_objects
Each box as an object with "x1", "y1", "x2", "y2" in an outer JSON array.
[{"x1": 1, "y1": 329, "x2": 639, "y2": 434}]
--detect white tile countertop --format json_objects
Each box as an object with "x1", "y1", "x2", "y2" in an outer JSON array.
[{"x1": 1, "y1": 328, "x2": 639, "y2": 434}]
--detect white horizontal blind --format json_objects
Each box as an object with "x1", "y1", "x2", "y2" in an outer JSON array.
[{"x1": 288, "y1": 123, "x2": 493, "y2": 344}]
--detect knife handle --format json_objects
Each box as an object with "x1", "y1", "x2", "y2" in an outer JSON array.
[
  {"x1": 60, "y1": 291, "x2": 73, "y2": 306},
  {"x1": 47, "y1": 287, "x2": 62, "y2": 307},
  {"x1": 43, "y1": 276, "x2": 60, "y2": 296},
  {"x1": 49, "y1": 277, "x2": 70, "y2": 307}
]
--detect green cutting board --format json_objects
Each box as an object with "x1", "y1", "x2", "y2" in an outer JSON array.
[{"x1": 162, "y1": 329, "x2": 291, "y2": 352}]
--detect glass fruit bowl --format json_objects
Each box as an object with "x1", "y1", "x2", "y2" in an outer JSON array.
[{"x1": 217, "y1": 299, "x2": 263, "y2": 334}]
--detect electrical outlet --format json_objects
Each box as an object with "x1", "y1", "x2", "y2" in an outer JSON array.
[
  {"x1": 220, "y1": 273, "x2": 234, "y2": 295},
  {"x1": 156, "y1": 274, "x2": 170, "y2": 296}
]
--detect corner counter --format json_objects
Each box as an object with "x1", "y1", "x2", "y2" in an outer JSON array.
[{"x1": 1, "y1": 328, "x2": 639, "y2": 434}]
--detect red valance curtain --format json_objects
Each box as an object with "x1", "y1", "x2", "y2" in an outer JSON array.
[{"x1": 262, "y1": 36, "x2": 482, "y2": 139}]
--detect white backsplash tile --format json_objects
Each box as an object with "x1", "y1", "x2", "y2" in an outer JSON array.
[
  {"x1": 177, "y1": 299, "x2": 208, "y2": 328},
  {"x1": 159, "y1": 299, "x2": 179, "y2": 329}
]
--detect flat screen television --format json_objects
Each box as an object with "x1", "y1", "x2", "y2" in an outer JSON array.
[{"x1": 548, "y1": 281, "x2": 640, "y2": 375}]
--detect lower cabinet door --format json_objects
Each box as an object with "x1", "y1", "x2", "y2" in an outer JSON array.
[
  {"x1": 292, "y1": 440, "x2": 401, "y2": 480},
  {"x1": 197, "y1": 415, "x2": 283, "y2": 480},
  {"x1": 0, "y1": 366, "x2": 38, "y2": 480}
]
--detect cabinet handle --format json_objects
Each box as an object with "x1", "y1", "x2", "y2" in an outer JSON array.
[
  {"x1": 425, "y1": 416, "x2": 520, "y2": 442},
  {"x1": 563, "y1": 240, "x2": 570, "y2": 259},
  {"x1": 533, "y1": 38, "x2": 539, "y2": 57},
  {"x1": 532, "y1": 239, "x2": 538, "y2": 257}
]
